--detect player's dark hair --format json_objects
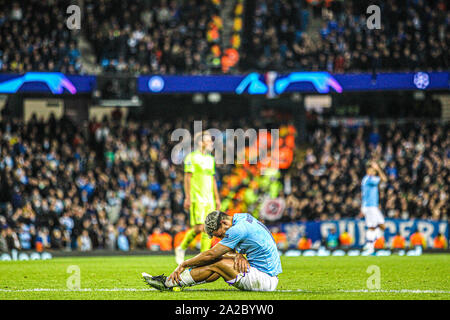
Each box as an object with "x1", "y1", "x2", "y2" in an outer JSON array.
[{"x1": 204, "y1": 211, "x2": 229, "y2": 238}]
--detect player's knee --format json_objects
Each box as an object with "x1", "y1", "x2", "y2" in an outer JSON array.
[
  {"x1": 210, "y1": 257, "x2": 234, "y2": 271},
  {"x1": 205, "y1": 272, "x2": 220, "y2": 283}
]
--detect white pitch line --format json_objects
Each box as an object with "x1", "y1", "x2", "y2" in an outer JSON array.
[
  {"x1": 0, "y1": 288, "x2": 449, "y2": 294},
  {"x1": 277, "y1": 289, "x2": 450, "y2": 294},
  {"x1": 0, "y1": 288, "x2": 156, "y2": 292}
]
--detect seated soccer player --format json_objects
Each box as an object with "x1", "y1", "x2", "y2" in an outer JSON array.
[{"x1": 142, "y1": 211, "x2": 282, "y2": 292}]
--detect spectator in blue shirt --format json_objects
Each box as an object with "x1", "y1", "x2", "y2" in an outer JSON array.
[
  {"x1": 18, "y1": 224, "x2": 32, "y2": 250},
  {"x1": 326, "y1": 227, "x2": 339, "y2": 249},
  {"x1": 369, "y1": 128, "x2": 380, "y2": 147},
  {"x1": 386, "y1": 161, "x2": 398, "y2": 179},
  {"x1": 117, "y1": 232, "x2": 129, "y2": 251}
]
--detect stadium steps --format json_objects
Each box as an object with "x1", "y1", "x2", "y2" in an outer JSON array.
[
  {"x1": 0, "y1": 95, "x2": 7, "y2": 120},
  {"x1": 77, "y1": 0, "x2": 101, "y2": 74},
  {"x1": 221, "y1": 0, "x2": 237, "y2": 51},
  {"x1": 78, "y1": 36, "x2": 101, "y2": 74},
  {"x1": 304, "y1": 7, "x2": 322, "y2": 42},
  {"x1": 436, "y1": 95, "x2": 450, "y2": 122}
]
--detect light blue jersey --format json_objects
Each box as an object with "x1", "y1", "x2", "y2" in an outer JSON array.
[
  {"x1": 361, "y1": 175, "x2": 380, "y2": 207},
  {"x1": 219, "y1": 213, "x2": 282, "y2": 277}
]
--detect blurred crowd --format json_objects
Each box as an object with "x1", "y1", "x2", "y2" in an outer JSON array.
[
  {"x1": 1, "y1": 0, "x2": 447, "y2": 75},
  {"x1": 0, "y1": 115, "x2": 189, "y2": 252},
  {"x1": 0, "y1": 114, "x2": 448, "y2": 252},
  {"x1": 0, "y1": 0, "x2": 81, "y2": 74},
  {"x1": 84, "y1": 0, "x2": 224, "y2": 74},
  {"x1": 282, "y1": 122, "x2": 449, "y2": 223},
  {"x1": 0, "y1": 115, "x2": 269, "y2": 252},
  {"x1": 241, "y1": 0, "x2": 449, "y2": 72}
]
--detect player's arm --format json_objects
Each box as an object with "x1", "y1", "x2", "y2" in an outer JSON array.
[
  {"x1": 213, "y1": 175, "x2": 221, "y2": 210},
  {"x1": 183, "y1": 243, "x2": 231, "y2": 268},
  {"x1": 183, "y1": 172, "x2": 192, "y2": 210},
  {"x1": 168, "y1": 244, "x2": 231, "y2": 284},
  {"x1": 372, "y1": 162, "x2": 387, "y2": 182},
  {"x1": 222, "y1": 251, "x2": 238, "y2": 259},
  {"x1": 223, "y1": 251, "x2": 249, "y2": 273}
]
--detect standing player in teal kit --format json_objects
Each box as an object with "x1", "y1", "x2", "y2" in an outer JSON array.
[
  {"x1": 142, "y1": 211, "x2": 282, "y2": 291},
  {"x1": 361, "y1": 161, "x2": 388, "y2": 254}
]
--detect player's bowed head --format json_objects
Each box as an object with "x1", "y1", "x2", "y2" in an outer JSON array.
[{"x1": 204, "y1": 211, "x2": 232, "y2": 239}]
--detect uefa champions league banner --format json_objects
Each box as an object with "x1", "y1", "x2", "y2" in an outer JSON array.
[
  {"x1": 279, "y1": 219, "x2": 449, "y2": 249},
  {"x1": 139, "y1": 71, "x2": 449, "y2": 94},
  {"x1": 0, "y1": 72, "x2": 96, "y2": 94},
  {"x1": 0, "y1": 71, "x2": 447, "y2": 95}
]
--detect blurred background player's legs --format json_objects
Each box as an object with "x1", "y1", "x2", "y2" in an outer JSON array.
[
  {"x1": 363, "y1": 207, "x2": 386, "y2": 254},
  {"x1": 376, "y1": 224, "x2": 386, "y2": 240},
  {"x1": 175, "y1": 202, "x2": 213, "y2": 264},
  {"x1": 362, "y1": 207, "x2": 378, "y2": 254},
  {"x1": 364, "y1": 227, "x2": 377, "y2": 254}
]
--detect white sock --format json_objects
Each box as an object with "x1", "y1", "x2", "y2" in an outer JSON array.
[
  {"x1": 365, "y1": 229, "x2": 376, "y2": 250},
  {"x1": 165, "y1": 269, "x2": 205, "y2": 288},
  {"x1": 164, "y1": 277, "x2": 178, "y2": 288},
  {"x1": 375, "y1": 228, "x2": 384, "y2": 239}
]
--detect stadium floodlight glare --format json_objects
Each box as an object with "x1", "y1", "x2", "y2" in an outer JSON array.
[
  {"x1": 192, "y1": 93, "x2": 205, "y2": 104},
  {"x1": 208, "y1": 92, "x2": 221, "y2": 103}
]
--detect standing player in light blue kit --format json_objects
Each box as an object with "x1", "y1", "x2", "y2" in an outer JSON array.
[
  {"x1": 361, "y1": 161, "x2": 387, "y2": 254},
  {"x1": 142, "y1": 211, "x2": 282, "y2": 291}
]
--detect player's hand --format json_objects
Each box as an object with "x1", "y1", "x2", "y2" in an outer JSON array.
[
  {"x1": 183, "y1": 198, "x2": 191, "y2": 210},
  {"x1": 168, "y1": 263, "x2": 186, "y2": 285},
  {"x1": 215, "y1": 199, "x2": 221, "y2": 211},
  {"x1": 234, "y1": 253, "x2": 249, "y2": 274}
]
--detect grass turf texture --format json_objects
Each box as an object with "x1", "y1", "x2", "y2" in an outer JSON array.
[{"x1": 0, "y1": 254, "x2": 449, "y2": 300}]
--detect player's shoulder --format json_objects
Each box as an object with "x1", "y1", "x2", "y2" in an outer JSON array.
[
  {"x1": 223, "y1": 222, "x2": 246, "y2": 241},
  {"x1": 234, "y1": 213, "x2": 256, "y2": 230},
  {"x1": 228, "y1": 214, "x2": 248, "y2": 229},
  {"x1": 232, "y1": 212, "x2": 249, "y2": 222}
]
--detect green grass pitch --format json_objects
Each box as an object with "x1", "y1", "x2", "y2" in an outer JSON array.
[{"x1": 0, "y1": 254, "x2": 449, "y2": 300}]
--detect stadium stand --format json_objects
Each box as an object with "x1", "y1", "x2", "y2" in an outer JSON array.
[
  {"x1": 241, "y1": 0, "x2": 449, "y2": 72},
  {"x1": 0, "y1": 0, "x2": 81, "y2": 74},
  {"x1": 0, "y1": 0, "x2": 447, "y2": 74},
  {"x1": 84, "y1": 0, "x2": 222, "y2": 74}
]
